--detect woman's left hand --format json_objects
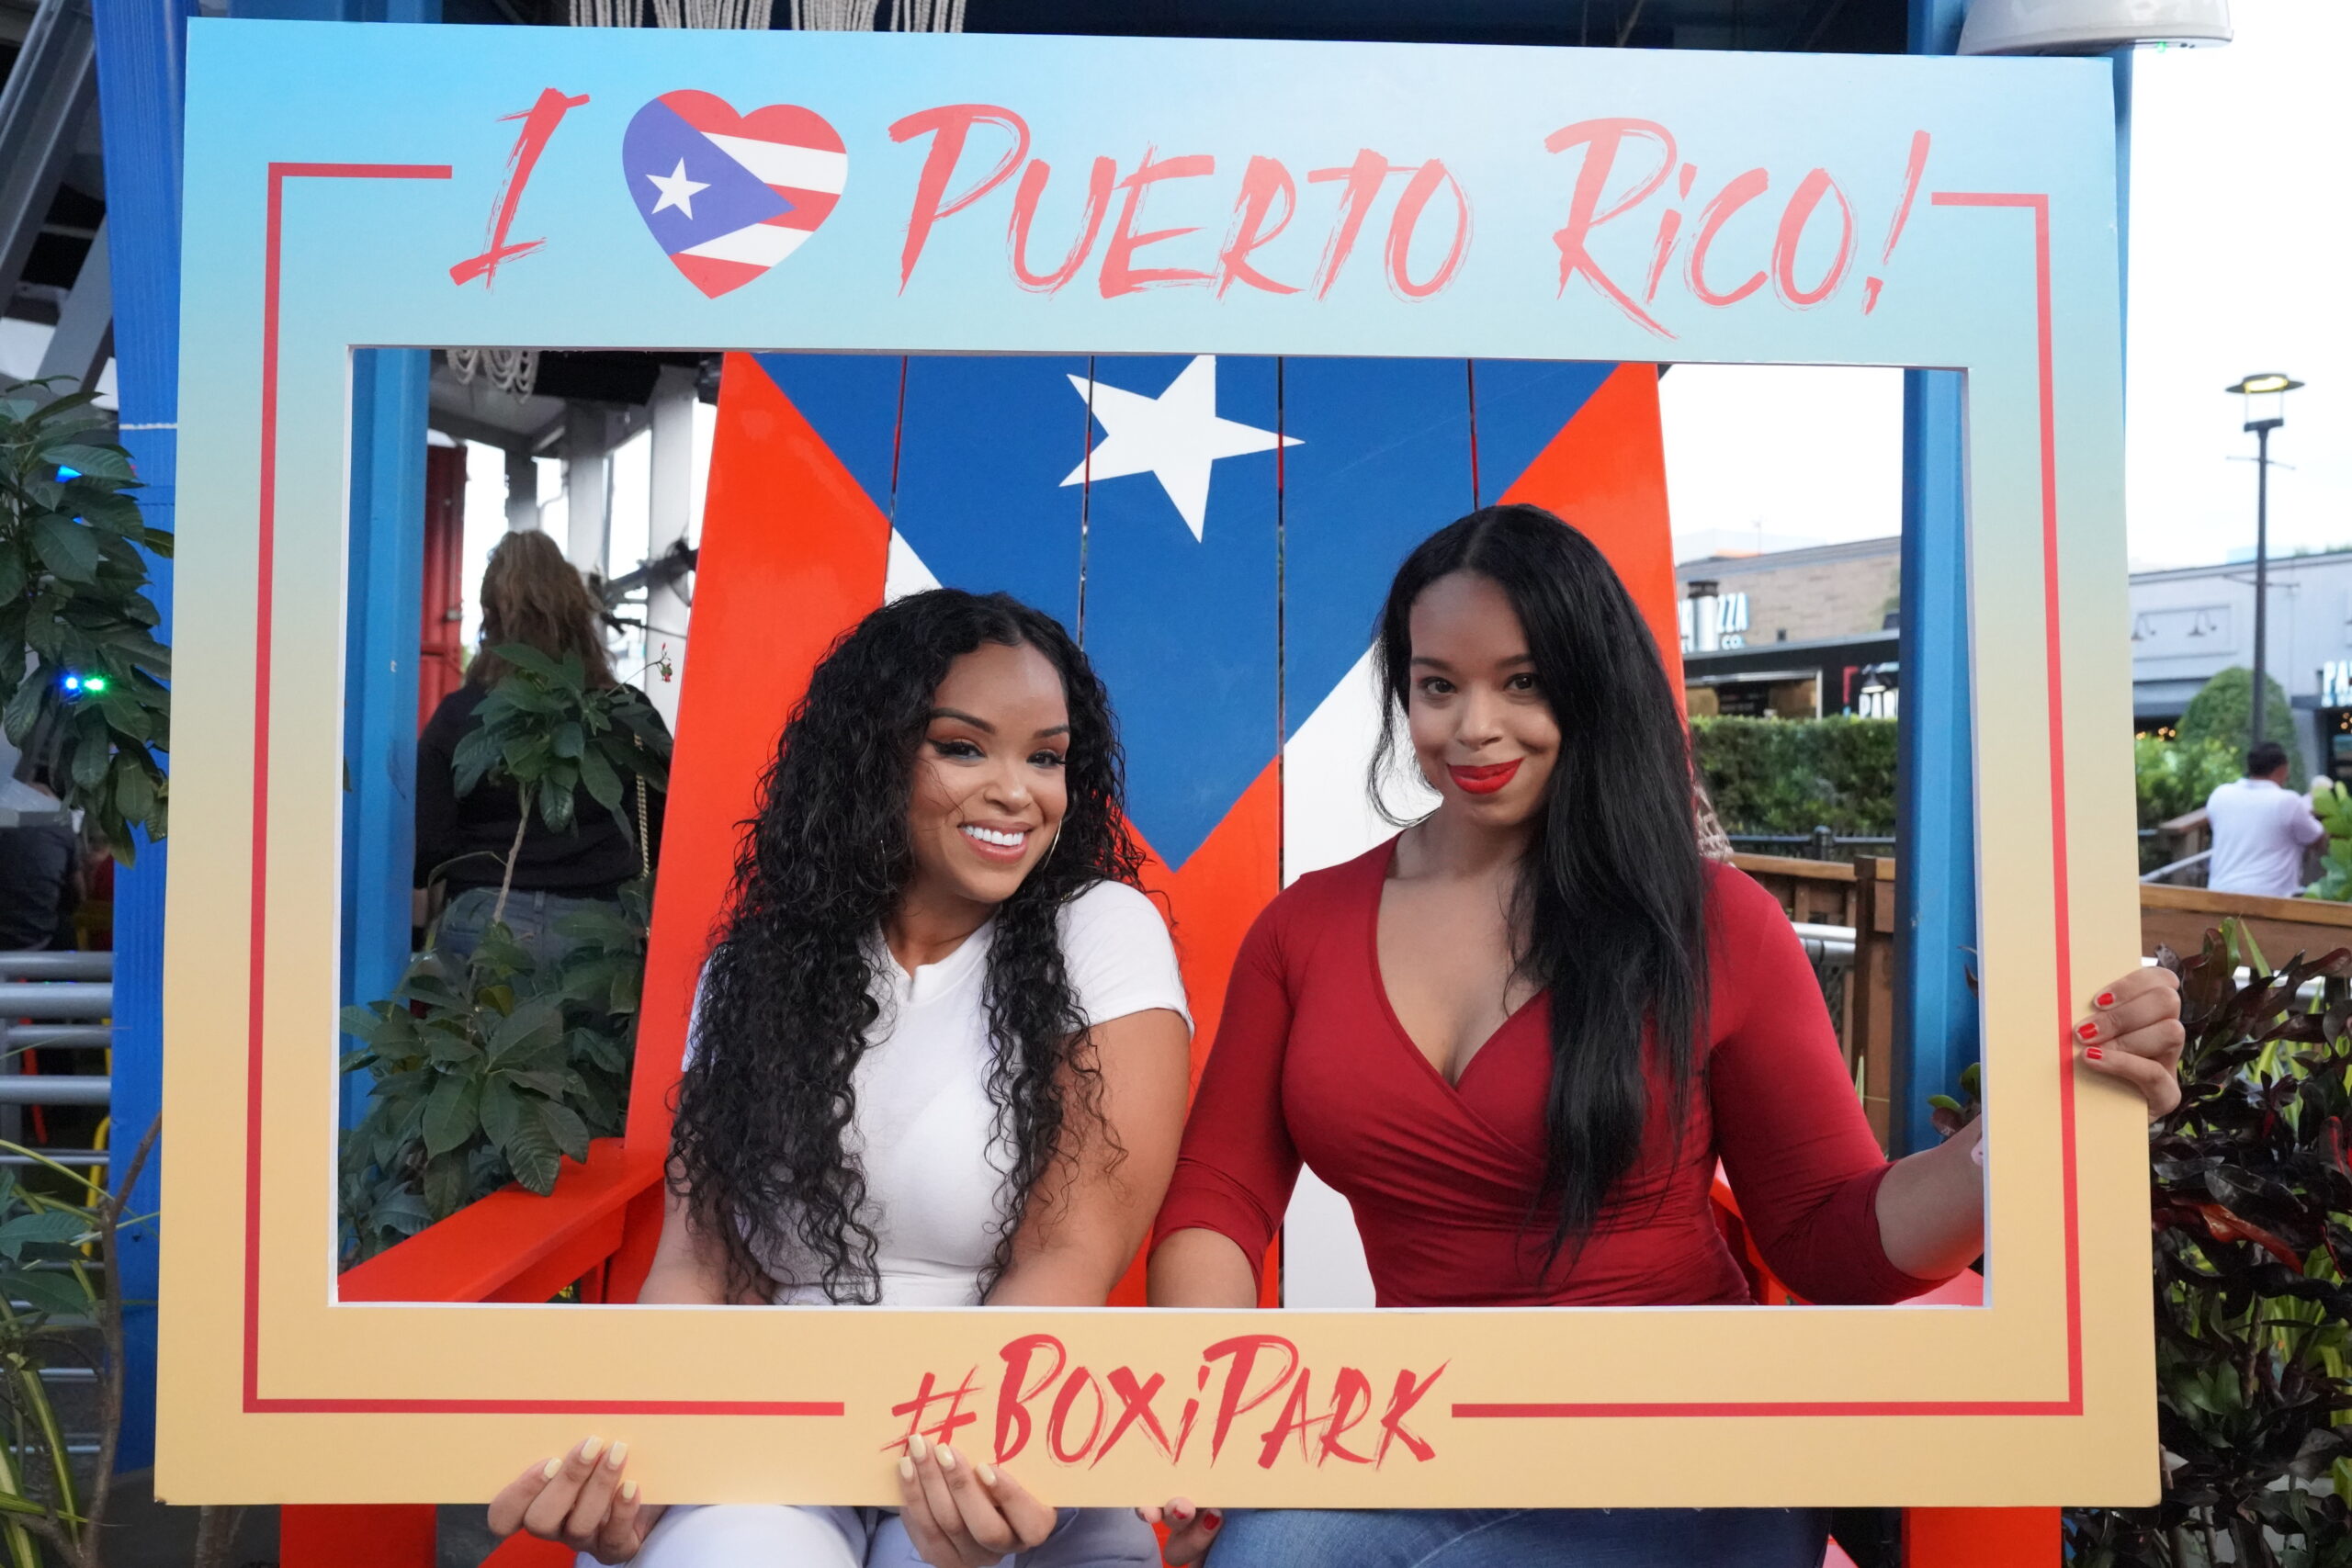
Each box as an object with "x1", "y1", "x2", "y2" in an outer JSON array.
[
  {"x1": 2075, "y1": 964, "x2": 2185, "y2": 1119},
  {"x1": 897, "y1": 1433, "x2": 1058, "y2": 1567}
]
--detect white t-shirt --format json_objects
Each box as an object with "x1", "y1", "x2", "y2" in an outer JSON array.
[
  {"x1": 2205, "y1": 776, "x2": 2327, "y2": 898},
  {"x1": 695, "y1": 880, "x2": 1189, "y2": 1306}
]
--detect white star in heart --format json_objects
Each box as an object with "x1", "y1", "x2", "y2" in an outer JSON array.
[
  {"x1": 644, "y1": 157, "x2": 712, "y2": 220},
  {"x1": 1061, "y1": 356, "x2": 1299, "y2": 541}
]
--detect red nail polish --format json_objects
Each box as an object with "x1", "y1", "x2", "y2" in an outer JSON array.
[
  {"x1": 1203, "y1": 1512, "x2": 1223, "y2": 1531},
  {"x1": 2075, "y1": 1021, "x2": 2098, "y2": 1041},
  {"x1": 2096, "y1": 991, "x2": 2116, "y2": 1009},
  {"x1": 2085, "y1": 1046, "x2": 2104, "y2": 1061}
]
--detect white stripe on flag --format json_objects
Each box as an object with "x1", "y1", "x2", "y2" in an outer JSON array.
[
  {"x1": 703, "y1": 133, "x2": 849, "y2": 195},
  {"x1": 681, "y1": 223, "x2": 812, "y2": 267}
]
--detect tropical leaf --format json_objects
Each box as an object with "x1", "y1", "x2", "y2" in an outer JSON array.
[
  {"x1": 29, "y1": 513, "x2": 102, "y2": 583},
  {"x1": 421, "y1": 1073, "x2": 482, "y2": 1157}
]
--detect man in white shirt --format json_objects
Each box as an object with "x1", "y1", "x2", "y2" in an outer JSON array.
[{"x1": 2205, "y1": 741, "x2": 2328, "y2": 898}]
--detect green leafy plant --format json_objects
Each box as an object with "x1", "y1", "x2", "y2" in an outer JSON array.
[
  {"x1": 2064, "y1": 923, "x2": 2352, "y2": 1567},
  {"x1": 2179, "y1": 669, "x2": 2302, "y2": 791},
  {"x1": 2304, "y1": 783, "x2": 2352, "y2": 903},
  {"x1": 1690, "y1": 716, "x2": 1896, "y2": 840},
  {"x1": 339, "y1": 651, "x2": 666, "y2": 1264},
  {"x1": 0, "y1": 1122, "x2": 163, "y2": 1568},
  {"x1": 2137, "y1": 736, "x2": 2244, "y2": 832},
  {"x1": 0, "y1": 382, "x2": 171, "y2": 860},
  {"x1": 338, "y1": 900, "x2": 642, "y2": 1259},
  {"x1": 450, "y1": 645, "x2": 671, "y2": 926}
]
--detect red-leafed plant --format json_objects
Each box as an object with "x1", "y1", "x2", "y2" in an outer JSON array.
[{"x1": 2067, "y1": 924, "x2": 2352, "y2": 1568}]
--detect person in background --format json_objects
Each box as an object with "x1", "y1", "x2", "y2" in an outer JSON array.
[
  {"x1": 2204, "y1": 739, "x2": 2327, "y2": 899},
  {"x1": 0, "y1": 717, "x2": 83, "y2": 952},
  {"x1": 415, "y1": 529, "x2": 668, "y2": 971}
]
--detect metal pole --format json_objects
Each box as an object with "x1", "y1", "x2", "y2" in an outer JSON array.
[{"x1": 2251, "y1": 422, "x2": 2270, "y2": 750}]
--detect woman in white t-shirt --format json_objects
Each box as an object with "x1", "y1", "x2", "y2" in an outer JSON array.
[{"x1": 489, "y1": 590, "x2": 1193, "y2": 1567}]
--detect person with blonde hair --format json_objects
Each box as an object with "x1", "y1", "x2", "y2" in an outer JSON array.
[{"x1": 414, "y1": 529, "x2": 669, "y2": 968}]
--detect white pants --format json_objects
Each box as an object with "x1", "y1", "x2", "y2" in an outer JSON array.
[{"x1": 617, "y1": 1505, "x2": 1160, "y2": 1567}]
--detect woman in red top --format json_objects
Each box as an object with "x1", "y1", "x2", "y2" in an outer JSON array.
[{"x1": 1143, "y1": 506, "x2": 2182, "y2": 1567}]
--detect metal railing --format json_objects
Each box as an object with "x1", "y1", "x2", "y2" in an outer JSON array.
[
  {"x1": 0, "y1": 951, "x2": 112, "y2": 1166},
  {"x1": 2143, "y1": 850, "x2": 2213, "y2": 886},
  {"x1": 1724, "y1": 828, "x2": 1895, "y2": 861}
]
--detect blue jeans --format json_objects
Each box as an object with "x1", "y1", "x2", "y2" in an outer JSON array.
[
  {"x1": 624, "y1": 1504, "x2": 1159, "y2": 1566},
  {"x1": 435, "y1": 886, "x2": 618, "y2": 976},
  {"x1": 1207, "y1": 1507, "x2": 1829, "y2": 1568}
]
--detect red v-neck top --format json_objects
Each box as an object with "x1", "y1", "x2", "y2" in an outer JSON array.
[{"x1": 1152, "y1": 840, "x2": 1943, "y2": 1308}]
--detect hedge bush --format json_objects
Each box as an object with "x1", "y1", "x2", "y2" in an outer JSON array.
[
  {"x1": 2132, "y1": 735, "x2": 2239, "y2": 831},
  {"x1": 2177, "y1": 666, "x2": 2304, "y2": 789},
  {"x1": 1690, "y1": 716, "x2": 1896, "y2": 838}
]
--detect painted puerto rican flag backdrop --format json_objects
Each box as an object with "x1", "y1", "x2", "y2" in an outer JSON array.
[{"x1": 627, "y1": 351, "x2": 1679, "y2": 1308}]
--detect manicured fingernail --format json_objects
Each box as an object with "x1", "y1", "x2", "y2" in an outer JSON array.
[
  {"x1": 2075, "y1": 1021, "x2": 2098, "y2": 1041},
  {"x1": 2085, "y1": 1046, "x2": 2104, "y2": 1061},
  {"x1": 1172, "y1": 1505, "x2": 1193, "y2": 1523},
  {"x1": 542, "y1": 1457, "x2": 563, "y2": 1480},
  {"x1": 621, "y1": 1481, "x2": 639, "y2": 1502},
  {"x1": 580, "y1": 1437, "x2": 606, "y2": 1464},
  {"x1": 605, "y1": 1440, "x2": 628, "y2": 1470},
  {"x1": 978, "y1": 1463, "x2": 999, "y2": 1486},
  {"x1": 1203, "y1": 1511, "x2": 1224, "y2": 1530},
  {"x1": 937, "y1": 1443, "x2": 957, "y2": 1472},
  {"x1": 899, "y1": 1457, "x2": 915, "y2": 1481},
  {"x1": 2096, "y1": 991, "x2": 2116, "y2": 1009},
  {"x1": 907, "y1": 1433, "x2": 929, "y2": 1461}
]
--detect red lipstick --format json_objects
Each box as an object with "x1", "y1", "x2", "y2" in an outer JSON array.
[{"x1": 1449, "y1": 760, "x2": 1521, "y2": 795}]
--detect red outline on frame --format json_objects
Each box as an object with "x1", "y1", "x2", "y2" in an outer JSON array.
[
  {"x1": 245, "y1": 175, "x2": 2076, "y2": 1426},
  {"x1": 1454, "y1": 192, "x2": 2082, "y2": 1421},
  {"x1": 243, "y1": 163, "x2": 842, "y2": 1418}
]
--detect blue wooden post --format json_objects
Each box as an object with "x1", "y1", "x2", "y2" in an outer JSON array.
[
  {"x1": 89, "y1": 0, "x2": 195, "y2": 1477},
  {"x1": 338, "y1": 353, "x2": 431, "y2": 1126},
  {"x1": 1892, "y1": 0, "x2": 1978, "y2": 1156}
]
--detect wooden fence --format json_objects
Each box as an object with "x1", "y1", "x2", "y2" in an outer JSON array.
[{"x1": 1731, "y1": 853, "x2": 2352, "y2": 1160}]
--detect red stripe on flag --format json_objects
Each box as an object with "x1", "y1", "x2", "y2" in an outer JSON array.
[
  {"x1": 658, "y1": 89, "x2": 844, "y2": 153},
  {"x1": 762, "y1": 187, "x2": 840, "y2": 231},
  {"x1": 669, "y1": 252, "x2": 770, "y2": 299}
]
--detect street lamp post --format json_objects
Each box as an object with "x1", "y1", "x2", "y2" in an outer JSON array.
[{"x1": 2226, "y1": 374, "x2": 2303, "y2": 751}]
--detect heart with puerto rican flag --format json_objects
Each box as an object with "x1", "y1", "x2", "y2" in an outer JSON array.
[{"x1": 622, "y1": 90, "x2": 846, "y2": 299}]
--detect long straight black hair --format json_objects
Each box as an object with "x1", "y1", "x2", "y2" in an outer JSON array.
[{"x1": 1370, "y1": 504, "x2": 1710, "y2": 1269}]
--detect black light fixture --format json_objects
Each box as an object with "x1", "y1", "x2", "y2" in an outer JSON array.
[{"x1": 2225, "y1": 373, "x2": 2303, "y2": 749}]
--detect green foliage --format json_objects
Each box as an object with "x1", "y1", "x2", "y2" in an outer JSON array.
[
  {"x1": 341, "y1": 651, "x2": 669, "y2": 1263},
  {"x1": 2180, "y1": 668, "x2": 2305, "y2": 790},
  {"x1": 0, "y1": 383, "x2": 171, "y2": 862},
  {"x1": 1689, "y1": 716, "x2": 1896, "y2": 838},
  {"x1": 339, "y1": 880, "x2": 648, "y2": 1262},
  {"x1": 0, "y1": 1126, "x2": 159, "y2": 1568},
  {"x1": 447, "y1": 644, "x2": 671, "y2": 897},
  {"x1": 2137, "y1": 737, "x2": 2244, "y2": 833},
  {"x1": 2064, "y1": 924, "x2": 2352, "y2": 1566},
  {"x1": 2304, "y1": 783, "x2": 2352, "y2": 903}
]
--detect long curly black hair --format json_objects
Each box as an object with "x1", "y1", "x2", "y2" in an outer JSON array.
[{"x1": 670, "y1": 589, "x2": 1146, "y2": 1303}]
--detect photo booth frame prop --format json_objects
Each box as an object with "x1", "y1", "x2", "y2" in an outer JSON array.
[{"x1": 162, "y1": 19, "x2": 2147, "y2": 1507}]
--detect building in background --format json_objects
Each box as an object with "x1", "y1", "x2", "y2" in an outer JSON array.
[
  {"x1": 1678, "y1": 536, "x2": 1902, "y2": 718},
  {"x1": 2130, "y1": 550, "x2": 2352, "y2": 783},
  {"x1": 1679, "y1": 537, "x2": 2352, "y2": 780}
]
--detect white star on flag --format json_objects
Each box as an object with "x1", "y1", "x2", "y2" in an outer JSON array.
[
  {"x1": 1061, "y1": 355, "x2": 1299, "y2": 541},
  {"x1": 645, "y1": 158, "x2": 712, "y2": 219}
]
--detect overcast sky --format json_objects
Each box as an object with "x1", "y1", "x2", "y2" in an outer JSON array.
[{"x1": 1665, "y1": 0, "x2": 2347, "y2": 569}]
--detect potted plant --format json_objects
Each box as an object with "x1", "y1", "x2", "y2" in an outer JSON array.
[
  {"x1": 2065, "y1": 924, "x2": 2352, "y2": 1567},
  {"x1": 338, "y1": 649, "x2": 668, "y2": 1263}
]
